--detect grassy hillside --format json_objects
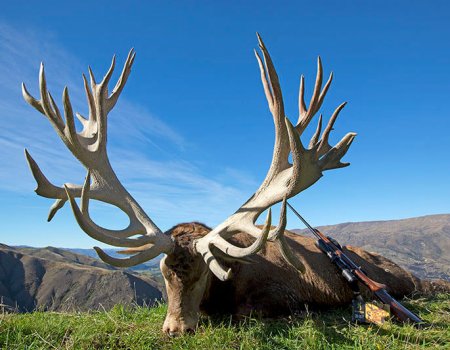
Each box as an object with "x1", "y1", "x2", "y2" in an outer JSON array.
[
  {"x1": 1, "y1": 294, "x2": 449, "y2": 349},
  {"x1": 0, "y1": 245, "x2": 163, "y2": 312}
]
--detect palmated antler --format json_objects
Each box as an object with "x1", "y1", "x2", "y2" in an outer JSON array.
[
  {"x1": 194, "y1": 34, "x2": 356, "y2": 281},
  {"x1": 23, "y1": 50, "x2": 174, "y2": 266}
]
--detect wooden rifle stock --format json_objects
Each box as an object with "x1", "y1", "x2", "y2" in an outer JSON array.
[
  {"x1": 373, "y1": 289, "x2": 424, "y2": 324},
  {"x1": 286, "y1": 202, "x2": 424, "y2": 325}
]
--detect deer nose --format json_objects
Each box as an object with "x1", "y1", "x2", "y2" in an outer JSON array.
[
  {"x1": 168, "y1": 330, "x2": 179, "y2": 338},
  {"x1": 165, "y1": 326, "x2": 195, "y2": 337},
  {"x1": 164, "y1": 325, "x2": 180, "y2": 337}
]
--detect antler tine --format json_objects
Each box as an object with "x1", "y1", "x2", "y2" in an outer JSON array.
[
  {"x1": 25, "y1": 149, "x2": 72, "y2": 199},
  {"x1": 38, "y1": 64, "x2": 65, "y2": 131},
  {"x1": 299, "y1": 75, "x2": 306, "y2": 118},
  {"x1": 316, "y1": 102, "x2": 347, "y2": 157},
  {"x1": 25, "y1": 149, "x2": 81, "y2": 221},
  {"x1": 296, "y1": 58, "x2": 333, "y2": 135},
  {"x1": 47, "y1": 91, "x2": 63, "y2": 125},
  {"x1": 65, "y1": 183, "x2": 152, "y2": 246},
  {"x1": 88, "y1": 66, "x2": 96, "y2": 87},
  {"x1": 91, "y1": 49, "x2": 135, "y2": 152},
  {"x1": 255, "y1": 33, "x2": 284, "y2": 112},
  {"x1": 22, "y1": 65, "x2": 64, "y2": 133},
  {"x1": 82, "y1": 74, "x2": 96, "y2": 123},
  {"x1": 319, "y1": 132, "x2": 357, "y2": 171},
  {"x1": 254, "y1": 49, "x2": 274, "y2": 108},
  {"x1": 64, "y1": 172, "x2": 150, "y2": 243},
  {"x1": 308, "y1": 57, "x2": 324, "y2": 116},
  {"x1": 193, "y1": 209, "x2": 273, "y2": 281},
  {"x1": 62, "y1": 87, "x2": 81, "y2": 148},
  {"x1": 254, "y1": 34, "x2": 291, "y2": 178},
  {"x1": 207, "y1": 208, "x2": 272, "y2": 259},
  {"x1": 270, "y1": 199, "x2": 306, "y2": 272},
  {"x1": 309, "y1": 114, "x2": 323, "y2": 149},
  {"x1": 102, "y1": 54, "x2": 116, "y2": 88},
  {"x1": 24, "y1": 51, "x2": 174, "y2": 266},
  {"x1": 23, "y1": 62, "x2": 85, "y2": 160},
  {"x1": 107, "y1": 48, "x2": 136, "y2": 112},
  {"x1": 199, "y1": 247, "x2": 233, "y2": 282},
  {"x1": 93, "y1": 244, "x2": 168, "y2": 268},
  {"x1": 318, "y1": 71, "x2": 333, "y2": 112},
  {"x1": 22, "y1": 83, "x2": 44, "y2": 114}
]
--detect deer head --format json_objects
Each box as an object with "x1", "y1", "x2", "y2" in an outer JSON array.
[{"x1": 23, "y1": 34, "x2": 355, "y2": 335}]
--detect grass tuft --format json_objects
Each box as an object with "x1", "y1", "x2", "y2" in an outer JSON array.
[{"x1": 0, "y1": 294, "x2": 448, "y2": 349}]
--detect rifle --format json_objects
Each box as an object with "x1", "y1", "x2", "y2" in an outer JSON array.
[{"x1": 286, "y1": 202, "x2": 424, "y2": 325}]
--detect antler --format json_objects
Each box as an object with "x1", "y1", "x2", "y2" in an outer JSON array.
[
  {"x1": 22, "y1": 50, "x2": 174, "y2": 266},
  {"x1": 194, "y1": 34, "x2": 356, "y2": 281}
]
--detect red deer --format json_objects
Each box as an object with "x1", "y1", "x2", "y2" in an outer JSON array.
[{"x1": 22, "y1": 35, "x2": 438, "y2": 336}]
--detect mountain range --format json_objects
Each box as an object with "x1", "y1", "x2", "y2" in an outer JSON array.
[
  {"x1": 2, "y1": 213, "x2": 448, "y2": 313},
  {"x1": 0, "y1": 244, "x2": 162, "y2": 313},
  {"x1": 292, "y1": 213, "x2": 450, "y2": 281}
]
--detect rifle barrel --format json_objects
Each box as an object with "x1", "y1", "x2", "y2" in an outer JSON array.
[{"x1": 286, "y1": 202, "x2": 319, "y2": 238}]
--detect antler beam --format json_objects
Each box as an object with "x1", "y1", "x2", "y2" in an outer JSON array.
[
  {"x1": 193, "y1": 34, "x2": 356, "y2": 280},
  {"x1": 23, "y1": 50, "x2": 174, "y2": 265}
]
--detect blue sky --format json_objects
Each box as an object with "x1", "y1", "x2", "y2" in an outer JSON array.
[{"x1": 0, "y1": 1, "x2": 449, "y2": 248}]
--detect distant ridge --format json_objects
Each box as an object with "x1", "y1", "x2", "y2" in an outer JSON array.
[
  {"x1": 3, "y1": 213, "x2": 447, "y2": 314},
  {"x1": 66, "y1": 248, "x2": 163, "y2": 271},
  {"x1": 17, "y1": 246, "x2": 115, "y2": 270},
  {"x1": 291, "y1": 213, "x2": 450, "y2": 281}
]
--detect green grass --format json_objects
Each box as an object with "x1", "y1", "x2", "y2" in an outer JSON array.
[{"x1": 1, "y1": 294, "x2": 449, "y2": 349}]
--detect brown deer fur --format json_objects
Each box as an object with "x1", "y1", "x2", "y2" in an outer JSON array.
[{"x1": 160, "y1": 222, "x2": 448, "y2": 334}]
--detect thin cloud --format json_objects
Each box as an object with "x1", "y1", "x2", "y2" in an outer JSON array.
[
  {"x1": 109, "y1": 101, "x2": 187, "y2": 151},
  {"x1": 0, "y1": 22, "x2": 186, "y2": 193},
  {"x1": 108, "y1": 149, "x2": 255, "y2": 228}
]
